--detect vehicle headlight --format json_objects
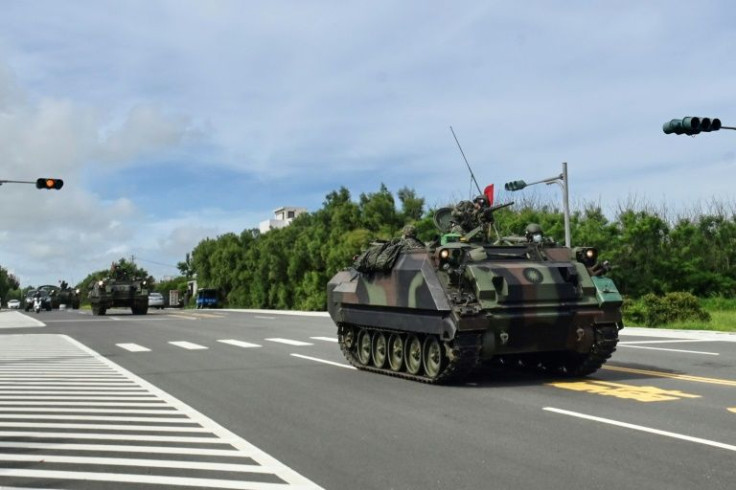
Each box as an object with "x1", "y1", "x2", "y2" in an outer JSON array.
[
  {"x1": 575, "y1": 247, "x2": 598, "y2": 267},
  {"x1": 437, "y1": 247, "x2": 463, "y2": 267}
]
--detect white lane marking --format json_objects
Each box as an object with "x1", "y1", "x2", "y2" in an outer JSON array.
[
  {"x1": 0, "y1": 311, "x2": 45, "y2": 328},
  {"x1": 619, "y1": 339, "x2": 716, "y2": 345},
  {"x1": 0, "y1": 441, "x2": 249, "y2": 457},
  {"x1": 310, "y1": 336, "x2": 337, "y2": 343},
  {"x1": 290, "y1": 354, "x2": 356, "y2": 370},
  {"x1": 0, "y1": 432, "x2": 232, "y2": 443},
  {"x1": 544, "y1": 407, "x2": 736, "y2": 452},
  {"x1": 0, "y1": 422, "x2": 209, "y2": 432},
  {"x1": 0, "y1": 469, "x2": 293, "y2": 489},
  {"x1": 0, "y1": 334, "x2": 324, "y2": 489},
  {"x1": 0, "y1": 414, "x2": 194, "y2": 423},
  {"x1": 108, "y1": 316, "x2": 122, "y2": 321},
  {"x1": 265, "y1": 338, "x2": 313, "y2": 346},
  {"x1": 620, "y1": 327, "x2": 736, "y2": 342},
  {"x1": 0, "y1": 454, "x2": 276, "y2": 473},
  {"x1": 218, "y1": 339, "x2": 262, "y2": 348},
  {"x1": 618, "y1": 345, "x2": 719, "y2": 356},
  {"x1": 0, "y1": 401, "x2": 171, "y2": 406},
  {"x1": 254, "y1": 316, "x2": 275, "y2": 320},
  {"x1": 0, "y1": 407, "x2": 180, "y2": 414},
  {"x1": 0, "y1": 396, "x2": 159, "y2": 401},
  {"x1": 169, "y1": 341, "x2": 208, "y2": 350},
  {"x1": 117, "y1": 343, "x2": 151, "y2": 352}
]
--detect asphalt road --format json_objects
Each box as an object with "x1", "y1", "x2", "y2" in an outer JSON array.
[{"x1": 0, "y1": 308, "x2": 734, "y2": 489}]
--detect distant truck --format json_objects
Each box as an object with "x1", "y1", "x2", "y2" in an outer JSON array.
[{"x1": 195, "y1": 288, "x2": 219, "y2": 309}]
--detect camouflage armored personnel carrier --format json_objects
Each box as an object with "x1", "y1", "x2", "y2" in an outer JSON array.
[
  {"x1": 327, "y1": 196, "x2": 623, "y2": 384},
  {"x1": 88, "y1": 265, "x2": 149, "y2": 316}
]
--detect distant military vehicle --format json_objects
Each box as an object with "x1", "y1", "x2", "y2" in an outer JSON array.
[
  {"x1": 38, "y1": 282, "x2": 81, "y2": 310},
  {"x1": 88, "y1": 265, "x2": 149, "y2": 316},
  {"x1": 327, "y1": 195, "x2": 623, "y2": 384},
  {"x1": 24, "y1": 289, "x2": 52, "y2": 312}
]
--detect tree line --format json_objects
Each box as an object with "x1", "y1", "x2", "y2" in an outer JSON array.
[
  {"x1": 2, "y1": 185, "x2": 734, "y2": 309},
  {"x1": 183, "y1": 185, "x2": 736, "y2": 309}
]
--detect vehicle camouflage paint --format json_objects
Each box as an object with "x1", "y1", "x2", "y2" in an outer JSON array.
[
  {"x1": 88, "y1": 267, "x2": 149, "y2": 316},
  {"x1": 327, "y1": 197, "x2": 623, "y2": 384}
]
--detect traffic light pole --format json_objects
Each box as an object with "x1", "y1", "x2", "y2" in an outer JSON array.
[
  {"x1": 504, "y1": 162, "x2": 571, "y2": 247},
  {"x1": 0, "y1": 179, "x2": 36, "y2": 187},
  {"x1": 0, "y1": 178, "x2": 64, "y2": 190}
]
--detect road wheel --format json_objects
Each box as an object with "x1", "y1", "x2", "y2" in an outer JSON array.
[
  {"x1": 405, "y1": 334, "x2": 423, "y2": 375},
  {"x1": 422, "y1": 335, "x2": 445, "y2": 380},
  {"x1": 91, "y1": 305, "x2": 104, "y2": 316},
  {"x1": 372, "y1": 332, "x2": 387, "y2": 368},
  {"x1": 388, "y1": 334, "x2": 404, "y2": 372},
  {"x1": 356, "y1": 329, "x2": 372, "y2": 365}
]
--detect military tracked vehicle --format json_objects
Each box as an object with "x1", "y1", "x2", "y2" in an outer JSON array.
[
  {"x1": 327, "y1": 196, "x2": 623, "y2": 384},
  {"x1": 88, "y1": 266, "x2": 149, "y2": 316},
  {"x1": 38, "y1": 283, "x2": 81, "y2": 310}
]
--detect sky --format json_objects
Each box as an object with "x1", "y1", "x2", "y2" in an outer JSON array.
[{"x1": 1, "y1": 0, "x2": 736, "y2": 288}]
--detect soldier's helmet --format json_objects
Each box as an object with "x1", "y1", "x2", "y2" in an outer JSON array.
[
  {"x1": 525, "y1": 223, "x2": 544, "y2": 243},
  {"x1": 401, "y1": 224, "x2": 417, "y2": 238}
]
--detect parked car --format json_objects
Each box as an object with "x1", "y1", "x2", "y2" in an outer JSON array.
[
  {"x1": 7, "y1": 299, "x2": 21, "y2": 309},
  {"x1": 148, "y1": 292, "x2": 165, "y2": 309}
]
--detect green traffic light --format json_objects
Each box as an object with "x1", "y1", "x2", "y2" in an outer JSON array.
[{"x1": 663, "y1": 116, "x2": 722, "y2": 135}]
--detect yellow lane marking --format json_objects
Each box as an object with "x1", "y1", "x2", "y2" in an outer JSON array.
[
  {"x1": 166, "y1": 314, "x2": 197, "y2": 321},
  {"x1": 548, "y1": 380, "x2": 700, "y2": 402},
  {"x1": 729, "y1": 408, "x2": 736, "y2": 414},
  {"x1": 603, "y1": 365, "x2": 736, "y2": 388},
  {"x1": 189, "y1": 313, "x2": 224, "y2": 318}
]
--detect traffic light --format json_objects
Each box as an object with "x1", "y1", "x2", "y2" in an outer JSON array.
[
  {"x1": 504, "y1": 180, "x2": 527, "y2": 191},
  {"x1": 36, "y1": 178, "x2": 64, "y2": 190},
  {"x1": 662, "y1": 116, "x2": 722, "y2": 135}
]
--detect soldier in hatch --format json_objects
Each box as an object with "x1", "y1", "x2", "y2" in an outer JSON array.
[{"x1": 450, "y1": 196, "x2": 488, "y2": 236}]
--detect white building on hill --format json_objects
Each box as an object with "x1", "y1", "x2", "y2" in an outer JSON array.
[{"x1": 258, "y1": 206, "x2": 308, "y2": 234}]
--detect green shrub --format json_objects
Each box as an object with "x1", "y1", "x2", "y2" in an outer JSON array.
[{"x1": 623, "y1": 292, "x2": 711, "y2": 327}]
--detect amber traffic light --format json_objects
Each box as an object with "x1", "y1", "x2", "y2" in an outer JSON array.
[{"x1": 36, "y1": 178, "x2": 64, "y2": 190}]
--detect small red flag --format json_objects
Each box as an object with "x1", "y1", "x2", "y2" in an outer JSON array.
[{"x1": 484, "y1": 184, "x2": 494, "y2": 206}]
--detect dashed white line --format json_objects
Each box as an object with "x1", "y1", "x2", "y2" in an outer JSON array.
[
  {"x1": 254, "y1": 316, "x2": 275, "y2": 320},
  {"x1": 218, "y1": 339, "x2": 262, "y2": 348},
  {"x1": 290, "y1": 354, "x2": 355, "y2": 369},
  {"x1": 544, "y1": 407, "x2": 736, "y2": 452},
  {"x1": 117, "y1": 343, "x2": 150, "y2": 352},
  {"x1": 265, "y1": 338, "x2": 313, "y2": 346},
  {"x1": 169, "y1": 341, "x2": 208, "y2": 350}
]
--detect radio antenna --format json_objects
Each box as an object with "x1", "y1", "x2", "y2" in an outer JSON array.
[{"x1": 450, "y1": 126, "x2": 483, "y2": 196}]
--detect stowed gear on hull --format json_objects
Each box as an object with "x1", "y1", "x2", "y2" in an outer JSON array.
[{"x1": 327, "y1": 201, "x2": 623, "y2": 384}]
